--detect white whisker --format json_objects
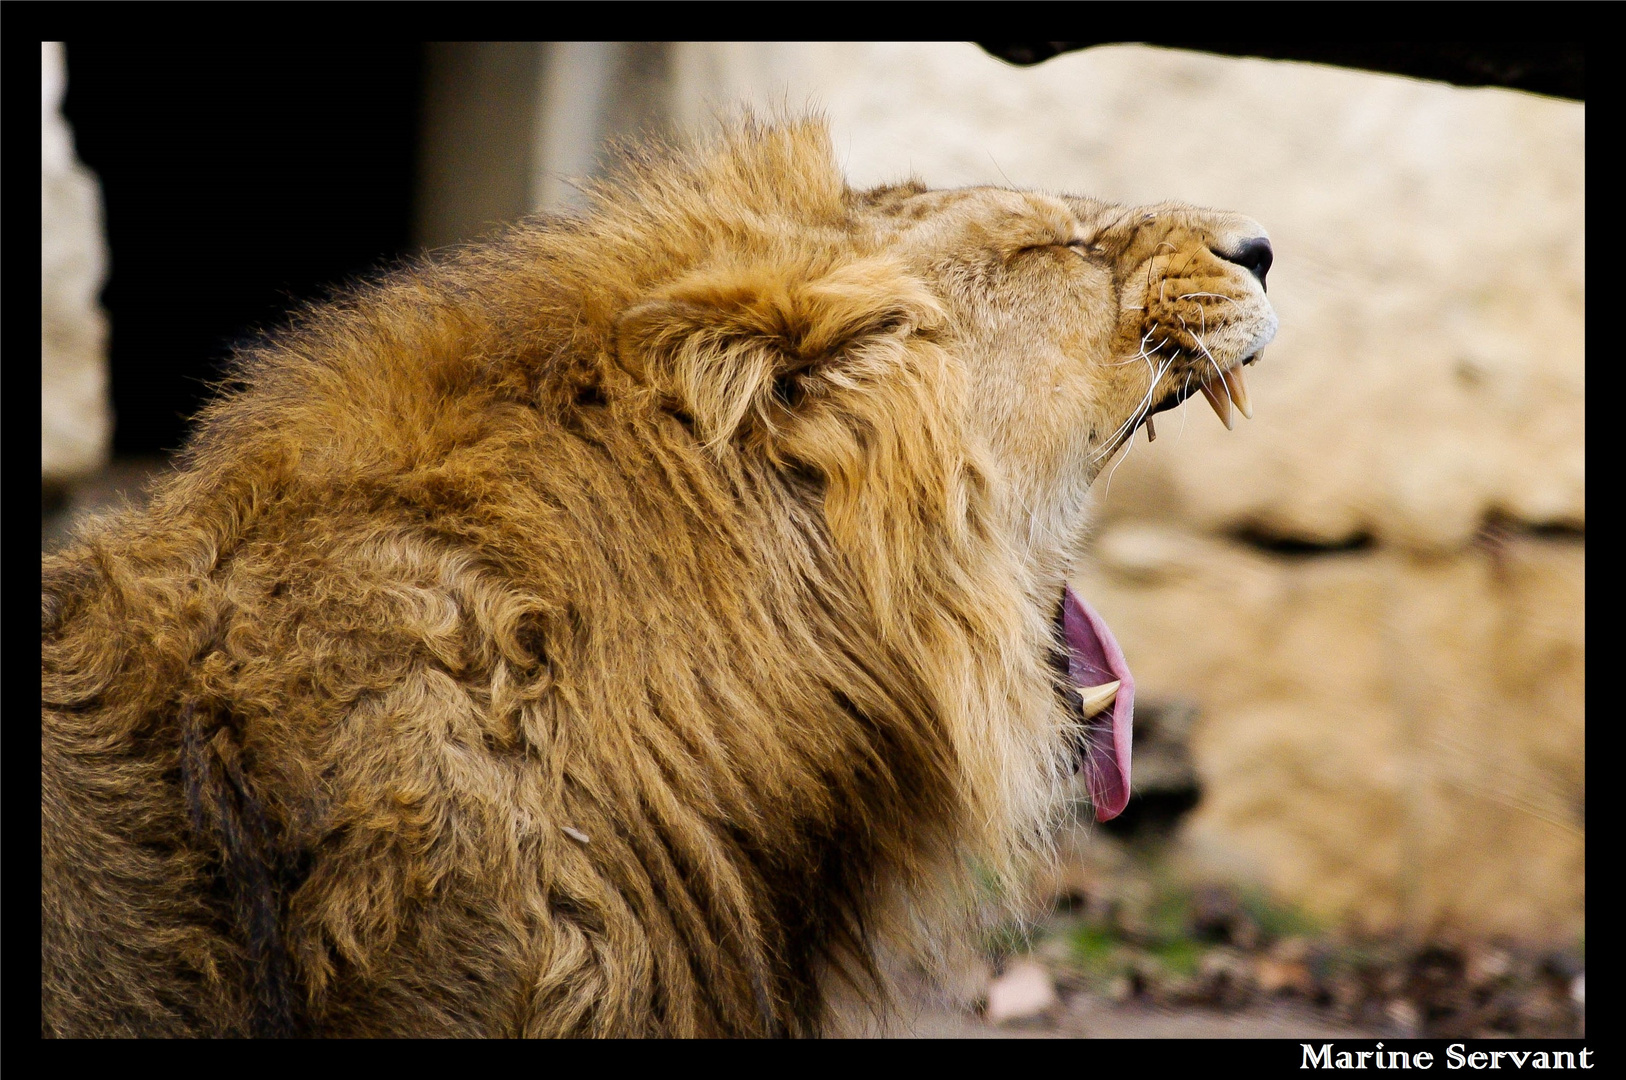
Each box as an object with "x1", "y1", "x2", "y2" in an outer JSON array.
[
  {"x1": 1108, "y1": 329, "x2": 1162, "y2": 366},
  {"x1": 1101, "y1": 357, "x2": 1171, "y2": 496},
  {"x1": 1174, "y1": 368, "x2": 1195, "y2": 447},
  {"x1": 1189, "y1": 328, "x2": 1233, "y2": 401},
  {"x1": 1092, "y1": 357, "x2": 1171, "y2": 469},
  {"x1": 1092, "y1": 357, "x2": 1161, "y2": 458}
]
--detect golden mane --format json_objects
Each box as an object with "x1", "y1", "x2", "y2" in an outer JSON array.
[{"x1": 43, "y1": 118, "x2": 1070, "y2": 1036}]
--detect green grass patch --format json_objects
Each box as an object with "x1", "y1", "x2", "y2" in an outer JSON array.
[
  {"x1": 1239, "y1": 888, "x2": 1322, "y2": 941},
  {"x1": 1068, "y1": 923, "x2": 1124, "y2": 976},
  {"x1": 1146, "y1": 886, "x2": 1196, "y2": 945},
  {"x1": 1146, "y1": 937, "x2": 1203, "y2": 977}
]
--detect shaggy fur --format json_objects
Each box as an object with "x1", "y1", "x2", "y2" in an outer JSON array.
[{"x1": 42, "y1": 117, "x2": 1277, "y2": 1037}]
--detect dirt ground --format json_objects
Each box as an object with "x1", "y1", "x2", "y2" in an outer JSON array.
[
  {"x1": 892, "y1": 991, "x2": 1382, "y2": 1039},
  {"x1": 878, "y1": 829, "x2": 1585, "y2": 1040}
]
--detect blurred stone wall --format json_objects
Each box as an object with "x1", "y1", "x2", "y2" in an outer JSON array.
[
  {"x1": 42, "y1": 41, "x2": 113, "y2": 486},
  {"x1": 658, "y1": 43, "x2": 1586, "y2": 943}
]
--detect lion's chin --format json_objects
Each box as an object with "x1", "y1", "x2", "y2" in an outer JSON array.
[{"x1": 1055, "y1": 584, "x2": 1135, "y2": 822}]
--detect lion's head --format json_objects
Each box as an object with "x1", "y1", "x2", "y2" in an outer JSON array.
[
  {"x1": 41, "y1": 116, "x2": 1276, "y2": 1037},
  {"x1": 598, "y1": 119, "x2": 1275, "y2": 833}
]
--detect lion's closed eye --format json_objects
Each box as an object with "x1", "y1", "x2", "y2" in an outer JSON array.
[{"x1": 1016, "y1": 240, "x2": 1091, "y2": 260}]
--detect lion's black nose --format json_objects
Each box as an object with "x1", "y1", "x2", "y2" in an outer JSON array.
[{"x1": 1219, "y1": 237, "x2": 1272, "y2": 290}]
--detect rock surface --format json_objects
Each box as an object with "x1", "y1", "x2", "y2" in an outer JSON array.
[
  {"x1": 1078, "y1": 524, "x2": 1584, "y2": 942},
  {"x1": 985, "y1": 960, "x2": 1060, "y2": 1025},
  {"x1": 42, "y1": 41, "x2": 112, "y2": 485}
]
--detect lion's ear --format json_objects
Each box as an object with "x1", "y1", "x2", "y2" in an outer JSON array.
[{"x1": 615, "y1": 257, "x2": 941, "y2": 447}]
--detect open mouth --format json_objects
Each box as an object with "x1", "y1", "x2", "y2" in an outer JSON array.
[
  {"x1": 1053, "y1": 585, "x2": 1135, "y2": 822},
  {"x1": 1063, "y1": 349, "x2": 1266, "y2": 820}
]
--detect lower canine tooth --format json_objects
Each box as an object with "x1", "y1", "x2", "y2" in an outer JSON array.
[
  {"x1": 1076, "y1": 679, "x2": 1121, "y2": 720},
  {"x1": 1198, "y1": 376, "x2": 1235, "y2": 430}
]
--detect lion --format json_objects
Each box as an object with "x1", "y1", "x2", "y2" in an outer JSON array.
[{"x1": 41, "y1": 116, "x2": 1276, "y2": 1037}]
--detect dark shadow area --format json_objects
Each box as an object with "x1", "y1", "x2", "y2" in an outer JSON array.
[
  {"x1": 1479, "y1": 511, "x2": 1585, "y2": 543},
  {"x1": 1520, "y1": 522, "x2": 1587, "y2": 541},
  {"x1": 1098, "y1": 698, "x2": 1201, "y2": 843},
  {"x1": 62, "y1": 43, "x2": 425, "y2": 457},
  {"x1": 1228, "y1": 527, "x2": 1377, "y2": 558},
  {"x1": 1099, "y1": 788, "x2": 1202, "y2": 843}
]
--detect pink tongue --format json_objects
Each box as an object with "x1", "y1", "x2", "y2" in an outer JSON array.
[{"x1": 1061, "y1": 585, "x2": 1135, "y2": 822}]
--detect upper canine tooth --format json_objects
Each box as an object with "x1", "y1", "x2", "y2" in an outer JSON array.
[
  {"x1": 1198, "y1": 376, "x2": 1235, "y2": 430},
  {"x1": 1076, "y1": 679, "x2": 1121, "y2": 720},
  {"x1": 1225, "y1": 364, "x2": 1253, "y2": 420}
]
